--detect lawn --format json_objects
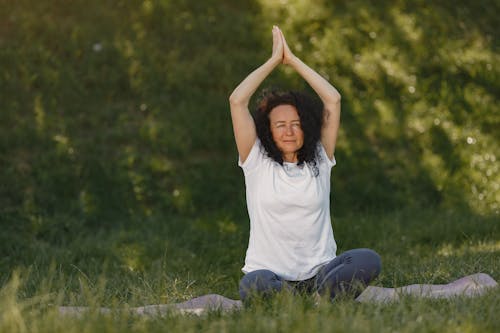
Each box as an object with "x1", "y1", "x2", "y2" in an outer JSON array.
[{"x1": 1, "y1": 208, "x2": 498, "y2": 332}]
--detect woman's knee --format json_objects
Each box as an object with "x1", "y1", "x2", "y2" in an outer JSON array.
[
  {"x1": 345, "y1": 248, "x2": 382, "y2": 279},
  {"x1": 317, "y1": 248, "x2": 381, "y2": 299},
  {"x1": 322, "y1": 248, "x2": 381, "y2": 283},
  {"x1": 360, "y1": 248, "x2": 382, "y2": 276},
  {"x1": 239, "y1": 269, "x2": 283, "y2": 301}
]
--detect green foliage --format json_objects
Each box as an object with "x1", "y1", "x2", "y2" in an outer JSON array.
[
  {"x1": 261, "y1": 0, "x2": 499, "y2": 214},
  {"x1": 1, "y1": 0, "x2": 498, "y2": 228}
]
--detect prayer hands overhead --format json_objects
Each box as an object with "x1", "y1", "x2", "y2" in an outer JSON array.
[
  {"x1": 271, "y1": 26, "x2": 296, "y2": 66},
  {"x1": 280, "y1": 28, "x2": 296, "y2": 65},
  {"x1": 271, "y1": 25, "x2": 284, "y2": 64}
]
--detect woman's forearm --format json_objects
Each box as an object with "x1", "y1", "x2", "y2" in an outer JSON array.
[
  {"x1": 229, "y1": 58, "x2": 280, "y2": 107},
  {"x1": 287, "y1": 56, "x2": 341, "y2": 105},
  {"x1": 282, "y1": 47, "x2": 341, "y2": 157},
  {"x1": 229, "y1": 26, "x2": 284, "y2": 162}
]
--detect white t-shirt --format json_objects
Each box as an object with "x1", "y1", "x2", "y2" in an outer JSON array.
[{"x1": 239, "y1": 139, "x2": 337, "y2": 281}]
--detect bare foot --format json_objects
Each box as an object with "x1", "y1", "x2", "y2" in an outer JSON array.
[
  {"x1": 356, "y1": 286, "x2": 400, "y2": 303},
  {"x1": 355, "y1": 273, "x2": 498, "y2": 303}
]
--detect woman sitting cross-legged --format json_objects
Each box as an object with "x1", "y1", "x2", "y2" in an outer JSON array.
[{"x1": 229, "y1": 26, "x2": 381, "y2": 302}]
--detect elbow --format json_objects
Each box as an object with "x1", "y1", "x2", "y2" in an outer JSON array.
[
  {"x1": 229, "y1": 94, "x2": 247, "y2": 108},
  {"x1": 324, "y1": 94, "x2": 341, "y2": 116},
  {"x1": 228, "y1": 94, "x2": 238, "y2": 105},
  {"x1": 325, "y1": 93, "x2": 341, "y2": 106},
  {"x1": 332, "y1": 92, "x2": 341, "y2": 104}
]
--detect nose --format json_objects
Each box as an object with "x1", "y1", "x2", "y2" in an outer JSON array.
[{"x1": 285, "y1": 124, "x2": 294, "y2": 136}]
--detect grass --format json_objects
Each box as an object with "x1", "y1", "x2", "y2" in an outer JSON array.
[
  {"x1": 2, "y1": 285, "x2": 499, "y2": 332},
  {"x1": 1, "y1": 208, "x2": 498, "y2": 332}
]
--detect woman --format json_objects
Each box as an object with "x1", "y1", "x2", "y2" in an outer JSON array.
[{"x1": 229, "y1": 26, "x2": 381, "y2": 302}]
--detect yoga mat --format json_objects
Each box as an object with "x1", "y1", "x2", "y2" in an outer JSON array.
[{"x1": 59, "y1": 273, "x2": 497, "y2": 316}]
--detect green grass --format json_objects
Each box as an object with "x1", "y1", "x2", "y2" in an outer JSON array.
[
  {"x1": 1, "y1": 208, "x2": 498, "y2": 332},
  {"x1": 1, "y1": 0, "x2": 498, "y2": 221},
  {"x1": 2, "y1": 283, "x2": 499, "y2": 332}
]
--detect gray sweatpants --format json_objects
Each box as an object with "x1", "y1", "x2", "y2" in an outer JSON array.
[{"x1": 239, "y1": 248, "x2": 381, "y2": 302}]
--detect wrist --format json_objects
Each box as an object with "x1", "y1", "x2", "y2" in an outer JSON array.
[
  {"x1": 285, "y1": 54, "x2": 300, "y2": 67},
  {"x1": 267, "y1": 56, "x2": 282, "y2": 68}
]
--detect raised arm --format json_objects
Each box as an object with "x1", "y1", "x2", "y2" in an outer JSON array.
[
  {"x1": 229, "y1": 26, "x2": 283, "y2": 163},
  {"x1": 280, "y1": 29, "x2": 341, "y2": 160}
]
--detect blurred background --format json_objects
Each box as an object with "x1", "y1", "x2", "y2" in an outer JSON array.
[{"x1": 0, "y1": 0, "x2": 498, "y2": 297}]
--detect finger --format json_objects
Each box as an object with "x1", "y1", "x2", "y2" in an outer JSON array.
[
  {"x1": 272, "y1": 27, "x2": 279, "y2": 41},
  {"x1": 272, "y1": 33, "x2": 280, "y2": 52},
  {"x1": 272, "y1": 25, "x2": 279, "y2": 37},
  {"x1": 274, "y1": 31, "x2": 283, "y2": 47},
  {"x1": 278, "y1": 30, "x2": 286, "y2": 47},
  {"x1": 280, "y1": 31, "x2": 290, "y2": 51},
  {"x1": 275, "y1": 28, "x2": 282, "y2": 38},
  {"x1": 279, "y1": 28, "x2": 287, "y2": 44},
  {"x1": 274, "y1": 26, "x2": 283, "y2": 41}
]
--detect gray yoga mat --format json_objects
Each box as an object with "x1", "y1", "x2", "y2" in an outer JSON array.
[{"x1": 59, "y1": 273, "x2": 497, "y2": 316}]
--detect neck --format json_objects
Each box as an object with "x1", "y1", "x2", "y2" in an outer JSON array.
[{"x1": 283, "y1": 153, "x2": 298, "y2": 163}]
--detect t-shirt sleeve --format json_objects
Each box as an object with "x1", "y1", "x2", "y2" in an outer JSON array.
[
  {"x1": 319, "y1": 143, "x2": 336, "y2": 169},
  {"x1": 238, "y1": 139, "x2": 264, "y2": 173}
]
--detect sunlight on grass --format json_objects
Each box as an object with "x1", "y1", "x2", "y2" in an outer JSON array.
[
  {"x1": 114, "y1": 243, "x2": 146, "y2": 273},
  {"x1": 33, "y1": 94, "x2": 46, "y2": 133},
  {"x1": 257, "y1": 0, "x2": 500, "y2": 215},
  {"x1": 79, "y1": 190, "x2": 96, "y2": 214},
  {"x1": 217, "y1": 217, "x2": 239, "y2": 234},
  {"x1": 437, "y1": 240, "x2": 500, "y2": 257},
  {"x1": 390, "y1": 8, "x2": 422, "y2": 42},
  {"x1": 0, "y1": 273, "x2": 26, "y2": 333}
]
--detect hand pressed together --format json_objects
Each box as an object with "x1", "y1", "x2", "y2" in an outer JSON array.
[
  {"x1": 229, "y1": 25, "x2": 341, "y2": 162},
  {"x1": 271, "y1": 26, "x2": 284, "y2": 64},
  {"x1": 271, "y1": 25, "x2": 296, "y2": 65}
]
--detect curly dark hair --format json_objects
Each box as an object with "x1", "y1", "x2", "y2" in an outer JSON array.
[{"x1": 253, "y1": 88, "x2": 324, "y2": 176}]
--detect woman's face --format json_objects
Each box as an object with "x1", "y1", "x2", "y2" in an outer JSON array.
[{"x1": 269, "y1": 104, "x2": 304, "y2": 161}]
